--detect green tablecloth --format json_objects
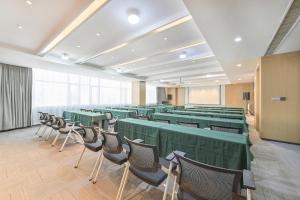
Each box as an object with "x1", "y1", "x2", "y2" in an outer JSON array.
[
  {"x1": 172, "y1": 110, "x2": 245, "y2": 120},
  {"x1": 115, "y1": 118, "x2": 252, "y2": 170},
  {"x1": 93, "y1": 108, "x2": 136, "y2": 119},
  {"x1": 186, "y1": 108, "x2": 244, "y2": 114},
  {"x1": 112, "y1": 107, "x2": 154, "y2": 117},
  {"x1": 152, "y1": 113, "x2": 248, "y2": 133},
  {"x1": 190, "y1": 106, "x2": 244, "y2": 111},
  {"x1": 63, "y1": 111, "x2": 107, "y2": 128}
]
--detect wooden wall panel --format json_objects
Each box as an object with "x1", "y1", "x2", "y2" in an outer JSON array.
[
  {"x1": 260, "y1": 51, "x2": 300, "y2": 144},
  {"x1": 225, "y1": 83, "x2": 254, "y2": 109}
]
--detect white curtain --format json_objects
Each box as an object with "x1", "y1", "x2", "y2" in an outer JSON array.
[
  {"x1": 146, "y1": 83, "x2": 157, "y2": 105},
  {"x1": 32, "y1": 68, "x2": 131, "y2": 124}
]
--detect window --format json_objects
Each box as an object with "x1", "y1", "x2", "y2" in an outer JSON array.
[
  {"x1": 146, "y1": 83, "x2": 157, "y2": 105},
  {"x1": 32, "y1": 68, "x2": 132, "y2": 124}
]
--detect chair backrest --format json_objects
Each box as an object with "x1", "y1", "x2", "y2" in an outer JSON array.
[
  {"x1": 175, "y1": 154, "x2": 242, "y2": 200},
  {"x1": 104, "y1": 112, "x2": 113, "y2": 120},
  {"x1": 50, "y1": 115, "x2": 56, "y2": 124},
  {"x1": 101, "y1": 131, "x2": 123, "y2": 154},
  {"x1": 154, "y1": 119, "x2": 170, "y2": 124},
  {"x1": 44, "y1": 113, "x2": 50, "y2": 121},
  {"x1": 38, "y1": 112, "x2": 45, "y2": 120},
  {"x1": 137, "y1": 115, "x2": 150, "y2": 120},
  {"x1": 86, "y1": 109, "x2": 93, "y2": 112},
  {"x1": 125, "y1": 137, "x2": 160, "y2": 172},
  {"x1": 81, "y1": 127, "x2": 98, "y2": 143},
  {"x1": 209, "y1": 124, "x2": 242, "y2": 134},
  {"x1": 80, "y1": 108, "x2": 87, "y2": 112},
  {"x1": 57, "y1": 117, "x2": 67, "y2": 128},
  {"x1": 177, "y1": 121, "x2": 199, "y2": 128}
]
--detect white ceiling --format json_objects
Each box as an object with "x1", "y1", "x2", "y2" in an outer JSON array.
[{"x1": 0, "y1": 0, "x2": 297, "y2": 87}]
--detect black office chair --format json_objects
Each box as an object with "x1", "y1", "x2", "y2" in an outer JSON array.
[
  {"x1": 90, "y1": 131, "x2": 128, "y2": 184},
  {"x1": 104, "y1": 111, "x2": 118, "y2": 130},
  {"x1": 176, "y1": 121, "x2": 199, "y2": 128},
  {"x1": 116, "y1": 137, "x2": 176, "y2": 200},
  {"x1": 153, "y1": 119, "x2": 170, "y2": 124},
  {"x1": 209, "y1": 124, "x2": 242, "y2": 134},
  {"x1": 74, "y1": 127, "x2": 103, "y2": 180},
  {"x1": 137, "y1": 115, "x2": 150, "y2": 120},
  {"x1": 173, "y1": 153, "x2": 255, "y2": 200},
  {"x1": 35, "y1": 112, "x2": 46, "y2": 135}
]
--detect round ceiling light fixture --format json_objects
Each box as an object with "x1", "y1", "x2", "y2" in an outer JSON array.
[
  {"x1": 179, "y1": 52, "x2": 187, "y2": 59},
  {"x1": 127, "y1": 9, "x2": 140, "y2": 25},
  {"x1": 234, "y1": 36, "x2": 242, "y2": 43}
]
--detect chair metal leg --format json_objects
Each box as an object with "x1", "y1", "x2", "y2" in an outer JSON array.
[
  {"x1": 59, "y1": 131, "x2": 72, "y2": 152},
  {"x1": 89, "y1": 152, "x2": 102, "y2": 181},
  {"x1": 51, "y1": 131, "x2": 61, "y2": 146},
  {"x1": 247, "y1": 189, "x2": 252, "y2": 200},
  {"x1": 92, "y1": 153, "x2": 104, "y2": 184},
  {"x1": 35, "y1": 125, "x2": 42, "y2": 135},
  {"x1": 171, "y1": 175, "x2": 177, "y2": 200},
  {"x1": 74, "y1": 147, "x2": 86, "y2": 168},
  {"x1": 46, "y1": 129, "x2": 54, "y2": 141},
  {"x1": 39, "y1": 126, "x2": 48, "y2": 138},
  {"x1": 116, "y1": 163, "x2": 130, "y2": 200},
  {"x1": 163, "y1": 162, "x2": 173, "y2": 200}
]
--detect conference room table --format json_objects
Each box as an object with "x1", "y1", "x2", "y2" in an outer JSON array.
[
  {"x1": 171, "y1": 110, "x2": 246, "y2": 120},
  {"x1": 112, "y1": 107, "x2": 155, "y2": 116},
  {"x1": 190, "y1": 106, "x2": 244, "y2": 111},
  {"x1": 152, "y1": 113, "x2": 248, "y2": 133},
  {"x1": 93, "y1": 108, "x2": 137, "y2": 119},
  {"x1": 63, "y1": 111, "x2": 108, "y2": 129},
  {"x1": 185, "y1": 108, "x2": 244, "y2": 114},
  {"x1": 115, "y1": 118, "x2": 252, "y2": 170}
]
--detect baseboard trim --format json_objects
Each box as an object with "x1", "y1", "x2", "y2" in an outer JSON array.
[{"x1": 261, "y1": 137, "x2": 300, "y2": 145}]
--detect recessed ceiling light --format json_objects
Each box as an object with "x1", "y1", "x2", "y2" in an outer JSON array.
[
  {"x1": 76, "y1": 45, "x2": 81, "y2": 48},
  {"x1": 163, "y1": 37, "x2": 168, "y2": 41},
  {"x1": 179, "y1": 52, "x2": 187, "y2": 59},
  {"x1": 26, "y1": 0, "x2": 32, "y2": 5},
  {"x1": 234, "y1": 36, "x2": 242, "y2": 43},
  {"x1": 238, "y1": 78, "x2": 242, "y2": 81},
  {"x1": 95, "y1": 32, "x2": 101, "y2": 36},
  {"x1": 236, "y1": 63, "x2": 242, "y2": 67},
  {"x1": 128, "y1": 13, "x2": 140, "y2": 25},
  {"x1": 17, "y1": 25, "x2": 23, "y2": 29},
  {"x1": 61, "y1": 53, "x2": 69, "y2": 60}
]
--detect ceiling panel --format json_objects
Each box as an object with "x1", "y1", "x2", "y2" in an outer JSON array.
[
  {"x1": 0, "y1": 0, "x2": 92, "y2": 53},
  {"x1": 47, "y1": 0, "x2": 189, "y2": 62}
]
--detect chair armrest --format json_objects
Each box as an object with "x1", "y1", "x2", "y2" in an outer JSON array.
[
  {"x1": 166, "y1": 150, "x2": 186, "y2": 163},
  {"x1": 243, "y1": 170, "x2": 256, "y2": 190},
  {"x1": 132, "y1": 139, "x2": 144, "y2": 143}
]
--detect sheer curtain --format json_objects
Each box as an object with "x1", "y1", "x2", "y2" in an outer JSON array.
[
  {"x1": 32, "y1": 68, "x2": 131, "y2": 124},
  {"x1": 146, "y1": 83, "x2": 157, "y2": 105}
]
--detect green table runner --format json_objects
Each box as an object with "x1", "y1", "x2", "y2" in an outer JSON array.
[
  {"x1": 115, "y1": 118, "x2": 252, "y2": 170},
  {"x1": 63, "y1": 111, "x2": 107, "y2": 128},
  {"x1": 186, "y1": 108, "x2": 244, "y2": 114},
  {"x1": 93, "y1": 108, "x2": 136, "y2": 119},
  {"x1": 152, "y1": 113, "x2": 248, "y2": 133},
  {"x1": 172, "y1": 110, "x2": 245, "y2": 120}
]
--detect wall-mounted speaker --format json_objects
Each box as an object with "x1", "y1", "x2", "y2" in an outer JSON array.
[
  {"x1": 167, "y1": 94, "x2": 172, "y2": 100},
  {"x1": 243, "y1": 92, "x2": 250, "y2": 100}
]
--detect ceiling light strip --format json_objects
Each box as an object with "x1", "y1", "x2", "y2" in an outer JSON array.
[
  {"x1": 115, "y1": 57, "x2": 147, "y2": 67},
  {"x1": 168, "y1": 41, "x2": 206, "y2": 53},
  {"x1": 39, "y1": 0, "x2": 108, "y2": 55},
  {"x1": 154, "y1": 15, "x2": 192, "y2": 33}
]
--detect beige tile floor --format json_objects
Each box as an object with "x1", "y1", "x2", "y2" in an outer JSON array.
[{"x1": 0, "y1": 116, "x2": 299, "y2": 200}]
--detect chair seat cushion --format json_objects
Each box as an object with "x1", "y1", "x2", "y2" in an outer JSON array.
[
  {"x1": 46, "y1": 122, "x2": 52, "y2": 127},
  {"x1": 177, "y1": 189, "x2": 246, "y2": 200},
  {"x1": 84, "y1": 140, "x2": 102, "y2": 152},
  {"x1": 103, "y1": 151, "x2": 127, "y2": 165},
  {"x1": 129, "y1": 166, "x2": 167, "y2": 187},
  {"x1": 40, "y1": 120, "x2": 47, "y2": 124}
]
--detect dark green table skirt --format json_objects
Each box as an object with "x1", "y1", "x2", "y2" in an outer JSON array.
[
  {"x1": 93, "y1": 108, "x2": 136, "y2": 119},
  {"x1": 63, "y1": 111, "x2": 107, "y2": 129},
  {"x1": 152, "y1": 113, "x2": 248, "y2": 133},
  {"x1": 115, "y1": 118, "x2": 252, "y2": 170}
]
